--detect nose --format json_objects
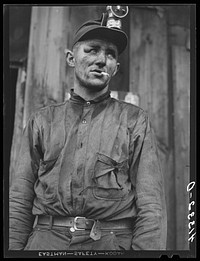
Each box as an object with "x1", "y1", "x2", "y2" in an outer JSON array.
[{"x1": 95, "y1": 51, "x2": 106, "y2": 67}]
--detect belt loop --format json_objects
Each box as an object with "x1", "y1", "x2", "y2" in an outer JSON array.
[
  {"x1": 48, "y1": 216, "x2": 53, "y2": 229},
  {"x1": 33, "y1": 215, "x2": 38, "y2": 228}
]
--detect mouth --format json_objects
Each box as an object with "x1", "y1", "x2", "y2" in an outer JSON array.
[{"x1": 90, "y1": 69, "x2": 109, "y2": 77}]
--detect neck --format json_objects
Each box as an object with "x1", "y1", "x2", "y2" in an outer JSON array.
[{"x1": 73, "y1": 84, "x2": 109, "y2": 101}]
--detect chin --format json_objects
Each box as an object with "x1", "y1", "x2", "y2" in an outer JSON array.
[
  {"x1": 84, "y1": 81, "x2": 108, "y2": 92},
  {"x1": 86, "y1": 85, "x2": 107, "y2": 92}
]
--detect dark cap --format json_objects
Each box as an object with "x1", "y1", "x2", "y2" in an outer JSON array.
[{"x1": 72, "y1": 15, "x2": 128, "y2": 55}]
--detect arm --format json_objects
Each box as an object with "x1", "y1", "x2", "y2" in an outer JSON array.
[
  {"x1": 130, "y1": 110, "x2": 167, "y2": 250},
  {"x1": 9, "y1": 114, "x2": 42, "y2": 250}
]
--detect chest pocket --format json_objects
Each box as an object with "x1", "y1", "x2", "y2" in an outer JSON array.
[{"x1": 92, "y1": 153, "x2": 130, "y2": 201}]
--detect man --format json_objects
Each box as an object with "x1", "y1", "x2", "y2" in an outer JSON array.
[{"x1": 9, "y1": 12, "x2": 167, "y2": 251}]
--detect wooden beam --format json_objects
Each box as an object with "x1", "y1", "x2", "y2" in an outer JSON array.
[
  {"x1": 9, "y1": 68, "x2": 26, "y2": 185},
  {"x1": 129, "y1": 7, "x2": 168, "y2": 145},
  {"x1": 23, "y1": 6, "x2": 70, "y2": 126},
  {"x1": 172, "y1": 45, "x2": 190, "y2": 250},
  {"x1": 129, "y1": 7, "x2": 174, "y2": 249}
]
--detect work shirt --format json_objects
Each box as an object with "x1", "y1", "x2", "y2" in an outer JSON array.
[{"x1": 9, "y1": 90, "x2": 167, "y2": 250}]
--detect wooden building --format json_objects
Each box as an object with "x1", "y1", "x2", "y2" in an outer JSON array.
[{"x1": 5, "y1": 5, "x2": 193, "y2": 251}]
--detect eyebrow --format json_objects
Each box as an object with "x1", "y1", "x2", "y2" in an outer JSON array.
[
  {"x1": 87, "y1": 40, "x2": 117, "y2": 49},
  {"x1": 86, "y1": 43, "x2": 101, "y2": 48}
]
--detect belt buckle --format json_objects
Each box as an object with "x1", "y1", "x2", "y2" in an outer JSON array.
[{"x1": 73, "y1": 216, "x2": 86, "y2": 231}]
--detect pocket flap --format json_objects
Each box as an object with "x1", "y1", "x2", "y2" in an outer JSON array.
[
  {"x1": 94, "y1": 153, "x2": 128, "y2": 180},
  {"x1": 97, "y1": 153, "x2": 118, "y2": 166},
  {"x1": 96, "y1": 153, "x2": 128, "y2": 170},
  {"x1": 95, "y1": 167, "x2": 115, "y2": 178}
]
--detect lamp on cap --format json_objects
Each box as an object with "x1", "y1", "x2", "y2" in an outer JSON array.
[{"x1": 72, "y1": 5, "x2": 129, "y2": 55}]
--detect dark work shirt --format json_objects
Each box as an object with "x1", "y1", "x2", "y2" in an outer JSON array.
[{"x1": 9, "y1": 90, "x2": 167, "y2": 250}]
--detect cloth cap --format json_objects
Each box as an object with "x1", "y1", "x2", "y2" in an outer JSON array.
[{"x1": 72, "y1": 15, "x2": 128, "y2": 55}]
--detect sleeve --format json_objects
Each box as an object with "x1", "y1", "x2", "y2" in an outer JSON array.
[
  {"x1": 9, "y1": 114, "x2": 42, "y2": 250},
  {"x1": 129, "y1": 110, "x2": 167, "y2": 250}
]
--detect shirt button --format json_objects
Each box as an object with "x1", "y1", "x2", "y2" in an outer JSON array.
[
  {"x1": 82, "y1": 119, "x2": 87, "y2": 124},
  {"x1": 86, "y1": 101, "x2": 90, "y2": 106}
]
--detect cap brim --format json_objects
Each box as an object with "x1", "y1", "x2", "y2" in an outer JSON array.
[{"x1": 73, "y1": 25, "x2": 128, "y2": 55}]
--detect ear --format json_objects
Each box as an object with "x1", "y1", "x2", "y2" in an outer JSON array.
[
  {"x1": 112, "y1": 62, "x2": 120, "y2": 77},
  {"x1": 65, "y1": 49, "x2": 75, "y2": 67}
]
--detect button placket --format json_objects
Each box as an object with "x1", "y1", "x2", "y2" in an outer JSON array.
[
  {"x1": 72, "y1": 105, "x2": 93, "y2": 212},
  {"x1": 82, "y1": 102, "x2": 91, "y2": 123}
]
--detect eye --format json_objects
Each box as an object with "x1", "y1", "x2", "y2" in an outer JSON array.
[
  {"x1": 90, "y1": 48, "x2": 98, "y2": 54},
  {"x1": 107, "y1": 53, "x2": 114, "y2": 59},
  {"x1": 107, "y1": 50, "x2": 116, "y2": 59},
  {"x1": 84, "y1": 47, "x2": 98, "y2": 54},
  {"x1": 90, "y1": 47, "x2": 99, "y2": 54}
]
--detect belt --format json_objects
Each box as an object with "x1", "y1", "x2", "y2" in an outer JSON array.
[{"x1": 34, "y1": 215, "x2": 133, "y2": 240}]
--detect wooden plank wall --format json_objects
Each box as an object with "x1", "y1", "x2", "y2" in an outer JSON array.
[
  {"x1": 168, "y1": 6, "x2": 190, "y2": 250},
  {"x1": 23, "y1": 6, "x2": 70, "y2": 126},
  {"x1": 9, "y1": 67, "x2": 26, "y2": 185},
  {"x1": 129, "y1": 7, "x2": 169, "y2": 143},
  {"x1": 129, "y1": 6, "x2": 190, "y2": 250},
  {"x1": 9, "y1": 5, "x2": 191, "y2": 251},
  {"x1": 172, "y1": 46, "x2": 190, "y2": 250},
  {"x1": 129, "y1": 7, "x2": 173, "y2": 249}
]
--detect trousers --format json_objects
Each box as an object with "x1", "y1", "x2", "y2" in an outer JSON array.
[{"x1": 24, "y1": 224, "x2": 133, "y2": 250}]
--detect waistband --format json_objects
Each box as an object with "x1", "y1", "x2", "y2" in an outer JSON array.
[{"x1": 34, "y1": 215, "x2": 133, "y2": 231}]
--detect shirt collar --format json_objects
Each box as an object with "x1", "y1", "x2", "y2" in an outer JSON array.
[{"x1": 69, "y1": 89, "x2": 111, "y2": 105}]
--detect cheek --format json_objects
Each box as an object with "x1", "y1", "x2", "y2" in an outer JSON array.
[
  {"x1": 107, "y1": 62, "x2": 117, "y2": 75},
  {"x1": 76, "y1": 57, "x2": 90, "y2": 72}
]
